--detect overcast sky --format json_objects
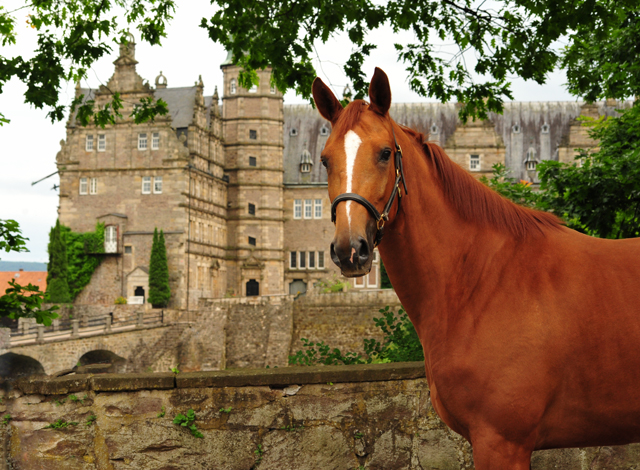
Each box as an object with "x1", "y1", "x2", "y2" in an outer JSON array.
[{"x1": 0, "y1": 2, "x2": 577, "y2": 263}]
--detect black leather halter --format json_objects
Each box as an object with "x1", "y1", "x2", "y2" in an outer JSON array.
[{"x1": 330, "y1": 124, "x2": 408, "y2": 247}]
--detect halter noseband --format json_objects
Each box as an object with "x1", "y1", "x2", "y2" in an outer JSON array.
[{"x1": 330, "y1": 124, "x2": 408, "y2": 247}]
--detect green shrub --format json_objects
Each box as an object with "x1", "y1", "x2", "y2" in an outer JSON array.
[
  {"x1": 288, "y1": 305, "x2": 424, "y2": 366},
  {"x1": 114, "y1": 296, "x2": 127, "y2": 305}
]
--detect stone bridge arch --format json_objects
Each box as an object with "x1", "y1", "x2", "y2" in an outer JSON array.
[{"x1": 0, "y1": 352, "x2": 45, "y2": 379}]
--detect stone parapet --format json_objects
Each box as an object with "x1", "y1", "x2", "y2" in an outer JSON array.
[{"x1": 1, "y1": 363, "x2": 639, "y2": 469}]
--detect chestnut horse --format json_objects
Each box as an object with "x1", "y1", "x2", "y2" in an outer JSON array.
[{"x1": 312, "y1": 68, "x2": 640, "y2": 469}]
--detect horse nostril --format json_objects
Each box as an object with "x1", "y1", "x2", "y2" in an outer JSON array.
[
  {"x1": 330, "y1": 242, "x2": 341, "y2": 267},
  {"x1": 357, "y1": 237, "x2": 370, "y2": 265}
]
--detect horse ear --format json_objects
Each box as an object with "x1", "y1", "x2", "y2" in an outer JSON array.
[
  {"x1": 312, "y1": 78, "x2": 343, "y2": 124},
  {"x1": 368, "y1": 67, "x2": 391, "y2": 116}
]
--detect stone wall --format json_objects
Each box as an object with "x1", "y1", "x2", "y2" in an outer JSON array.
[
  {"x1": 291, "y1": 289, "x2": 402, "y2": 356},
  {"x1": 1, "y1": 362, "x2": 639, "y2": 469}
]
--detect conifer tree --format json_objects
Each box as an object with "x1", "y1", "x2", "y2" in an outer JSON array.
[
  {"x1": 46, "y1": 220, "x2": 71, "y2": 303},
  {"x1": 148, "y1": 228, "x2": 170, "y2": 307}
]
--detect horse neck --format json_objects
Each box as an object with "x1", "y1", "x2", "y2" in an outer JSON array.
[{"x1": 377, "y1": 140, "x2": 508, "y2": 345}]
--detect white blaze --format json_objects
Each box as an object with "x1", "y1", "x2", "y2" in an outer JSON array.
[{"x1": 343, "y1": 130, "x2": 362, "y2": 229}]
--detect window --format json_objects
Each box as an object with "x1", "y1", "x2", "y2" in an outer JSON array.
[
  {"x1": 248, "y1": 236, "x2": 256, "y2": 246},
  {"x1": 290, "y1": 128, "x2": 298, "y2": 136},
  {"x1": 294, "y1": 199, "x2": 302, "y2": 219},
  {"x1": 89, "y1": 177, "x2": 97, "y2": 195},
  {"x1": 299, "y1": 251, "x2": 306, "y2": 269},
  {"x1": 79, "y1": 177, "x2": 88, "y2": 195},
  {"x1": 249, "y1": 130, "x2": 257, "y2": 140},
  {"x1": 304, "y1": 199, "x2": 312, "y2": 219},
  {"x1": 318, "y1": 251, "x2": 325, "y2": 269},
  {"x1": 320, "y1": 125, "x2": 329, "y2": 136},
  {"x1": 314, "y1": 199, "x2": 322, "y2": 219},
  {"x1": 138, "y1": 133, "x2": 148, "y2": 150},
  {"x1": 270, "y1": 85, "x2": 276, "y2": 94},
  {"x1": 430, "y1": 123, "x2": 439, "y2": 135},
  {"x1": 367, "y1": 250, "x2": 379, "y2": 287},
  {"x1": 512, "y1": 124, "x2": 521, "y2": 134},
  {"x1": 541, "y1": 123, "x2": 550, "y2": 134},
  {"x1": 142, "y1": 176, "x2": 151, "y2": 194},
  {"x1": 290, "y1": 251, "x2": 297, "y2": 269},
  {"x1": 153, "y1": 176, "x2": 163, "y2": 194},
  {"x1": 230, "y1": 78, "x2": 237, "y2": 94},
  {"x1": 309, "y1": 251, "x2": 315, "y2": 268},
  {"x1": 104, "y1": 225, "x2": 117, "y2": 253},
  {"x1": 97, "y1": 134, "x2": 106, "y2": 151},
  {"x1": 249, "y1": 84, "x2": 258, "y2": 93},
  {"x1": 301, "y1": 163, "x2": 311, "y2": 173},
  {"x1": 469, "y1": 154, "x2": 480, "y2": 172},
  {"x1": 124, "y1": 245, "x2": 132, "y2": 254},
  {"x1": 152, "y1": 132, "x2": 160, "y2": 149},
  {"x1": 249, "y1": 156, "x2": 257, "y2": 167},
  {"x1": 248, "y1": 203, "x2": 256, "y2": 215},
  {"x1": 85, "y1": 135, "x2": 94, "y2": 151}
]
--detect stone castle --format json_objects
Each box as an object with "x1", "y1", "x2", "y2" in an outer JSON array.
[{"x1": 54, "y1": 36, "x2": 627, "y2": 309}]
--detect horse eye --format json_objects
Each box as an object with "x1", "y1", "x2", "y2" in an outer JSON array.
[
  {"x1": 380, "y1": 149, "x2": 392, "y2": 162},
  {"x1": 321, "y1": 157, "x2": 328, "y2": 168}
]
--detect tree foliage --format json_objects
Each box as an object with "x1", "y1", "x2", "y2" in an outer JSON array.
[
  {"x1": 46, "y1": 220, "x2": 71, "y2": 303},
  {"x1": 202, "y1": 0, "x2": 638, "y2": 120},
  {"x1": 562, "y1": 7, "x2": 640, "y2": 102},
  {"x1": 148, "y1": 228, "x2": 170, "y2": 307},
  {"x1": 0, "y1": 220, "x2": 59, "y2": 325},
  {"x1": 2, "y1": 1, "x2": 638, "y2": 125},
  {"x1": 0, "y1": 0, "x2": 174, "y2": 126}
]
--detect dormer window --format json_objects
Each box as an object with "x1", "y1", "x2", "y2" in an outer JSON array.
[
  {"x1": 290, "y1": 128, "x2": 298, "y2": 136},
  {"x1": 512, "y1": 124, "x2": 521, "y2": 134},
  {"x1": 541, "y1": 123, "x2": 550, "y2": 134},
  {"x1": 300, "y1": 142, "x2": 313, "y2": 173},
  {"x1": 524, "y1": 148, "x2": 539, "y2": 172},
  {"x1": 230, "y1": 79, "x2": 237, "y2": 94},
  {"x1": 320, "y1": 125, "x2": 329, "y2": 136},
  {"x1": 430, "y1": 123, "x2": 439, "y2": 135}
]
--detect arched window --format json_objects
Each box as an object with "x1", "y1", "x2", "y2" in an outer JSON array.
[
  {"x1": 320, "y1": 125, "x2": 329, "y2": 136},
  {"x1": 541, "y1": 123, "x2": 550, "y2": 134},
  {"x1": 230, "y1": 78, "x2": 237, "y2": 95},
  {"x1": 512, "y1": 123, "x2": 521, "y2": 134},
  {"x1": 430, "y1": 123, "x2": 439, "y2": 135}
]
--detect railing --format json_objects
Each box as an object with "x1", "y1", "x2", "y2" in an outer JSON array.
[{"x1": 8, "y1": 311, "x2": 166, "y2": 346}]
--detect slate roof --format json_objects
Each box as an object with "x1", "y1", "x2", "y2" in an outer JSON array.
[{"x1": 154, "y1": 87, "x2": 198, "y2": 129}]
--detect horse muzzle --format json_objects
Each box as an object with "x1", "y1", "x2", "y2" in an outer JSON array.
[{"x1": 330, "y1": 234, "x2": 373, "y2": 277}]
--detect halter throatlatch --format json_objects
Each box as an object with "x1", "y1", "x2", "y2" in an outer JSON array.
[{"x1": 330, "y1": 123, "x2": 408, "y2": 247}]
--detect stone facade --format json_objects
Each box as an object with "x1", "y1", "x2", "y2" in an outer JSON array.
[
  {"x1": 55, "y1": 36, "x2": 632, "y2": 308},
  {"x1": 2, "y1": 363, "x2": 640, "y2": 469}
]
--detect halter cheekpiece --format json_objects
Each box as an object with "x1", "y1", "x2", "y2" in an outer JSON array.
[{"x1": 330, "y1": 123, "x2": 408, "y2": 246}]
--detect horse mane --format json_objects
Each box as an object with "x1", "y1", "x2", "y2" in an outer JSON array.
[
  {"x1": 400, "y1": 126, "x2": 563, "y2": 238},
  {"x1": 332, "y1": 100, "x2": 368, "y2": 137}
]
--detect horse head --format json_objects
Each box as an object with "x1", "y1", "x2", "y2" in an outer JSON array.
[{"x1": 312, "y1": 68, "x2": 405, "y2": 278}]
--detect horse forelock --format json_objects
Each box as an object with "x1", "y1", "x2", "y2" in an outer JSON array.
[
  {"x1": 400, "y1": 126, "x2": 563, "y2": 238},
  {"x1": 331, "y1": 100, "x2": 368, "y2": 137}
]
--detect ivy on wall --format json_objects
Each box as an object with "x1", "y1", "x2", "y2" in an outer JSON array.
[{"x1": 57, "y1": 223, "x2": 105, "y2": 301}]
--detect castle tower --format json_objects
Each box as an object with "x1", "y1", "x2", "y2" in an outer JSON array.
[{"x1": 221, "y1": 55, "x2": 285, "y2": 296}]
